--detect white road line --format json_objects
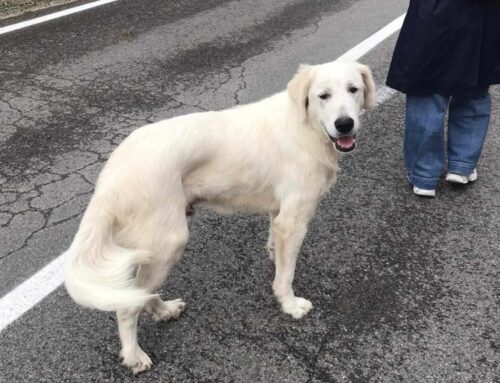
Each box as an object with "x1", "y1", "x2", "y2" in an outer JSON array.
[
  {"x1": 335, "y1": 13, "x2": 405, "y2": 62},
  {"x1": 0, "y1": 0, "x2": 118, "y2": 36},
  {"x1": 0, "y1": 13, "x2": 405, "y2": 333},
  {"x1": 374, "y1": 86, "x2": 398, "y2": 107},
  {"x1": 0, "y1": 252, "x2": 71, "y2": 331}
]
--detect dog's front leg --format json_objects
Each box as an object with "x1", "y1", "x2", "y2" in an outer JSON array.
[{"x1": 271, "y1": 199, "x2": 315, "y2": 319}]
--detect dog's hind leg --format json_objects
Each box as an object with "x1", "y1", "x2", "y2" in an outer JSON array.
[
  {"x1": 118, "y1": 307, "x2": 152, "y2": 374},
  {"x1": 144, "y1": 297, "x2": 186, "y2": 321},
  {"x1": 118, "y1": 206, "x2": 189, "y2": 374},
  {"x1": 139, "y1": 210, "x2": 189, "y2": 321}
]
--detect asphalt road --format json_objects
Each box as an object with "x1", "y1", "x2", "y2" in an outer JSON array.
[{"x1": 1, "y1": 0, "x2": 499, "y2": 382}]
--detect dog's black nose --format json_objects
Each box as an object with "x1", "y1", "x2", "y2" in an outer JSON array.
[{"x1": 334, "y1": 117, "x2": 354, "y2": 134}]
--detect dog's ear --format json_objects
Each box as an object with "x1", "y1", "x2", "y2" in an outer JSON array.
[
  {"x1": 287, "y1": 64, "x2": 313, "y2": 118},
  {"x1": 356, "y1": 63, "x2": 376, "y2": 110}
]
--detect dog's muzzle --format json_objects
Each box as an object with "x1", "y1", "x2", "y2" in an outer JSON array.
[
  {"x1": 331, "y1": 135, "x2": 357, "y2": 153},
  {"x1": 323, "y1": 124, "x2": 357, "y2": 153},
  {"x1": 323, "y1": 118, "x2": 357, "y2": 153}
]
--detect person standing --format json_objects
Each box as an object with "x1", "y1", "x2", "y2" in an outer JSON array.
[{"x1": 386, "y1": 0, "x2": 500, "y2": 197}]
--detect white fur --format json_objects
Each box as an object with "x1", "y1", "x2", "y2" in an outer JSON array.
[{"x1": 63, "y1": 61, "x2": 375, "y2": 373}]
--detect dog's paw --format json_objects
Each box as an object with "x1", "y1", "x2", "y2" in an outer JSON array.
[
  {"x1": 120, "y1": 347, "x2": 152, "y2": 375},
  {"x1": 281, "y1": 296, "x2": 313, "y2": 319},
  {"x1": 148, "y1": 298, "x2": 186, "y2": 322}
]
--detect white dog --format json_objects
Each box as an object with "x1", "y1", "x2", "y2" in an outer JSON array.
[{"x1": 64, "y1": 61, "x2": 375, "y2": 374}]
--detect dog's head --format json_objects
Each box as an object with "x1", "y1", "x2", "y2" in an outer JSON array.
[{"x1": 287, "y1": 61, "x2": 375, "y2": 153}]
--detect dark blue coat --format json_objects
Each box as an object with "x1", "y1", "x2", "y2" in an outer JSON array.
[{"x1": 386, "y1": 0, "x2": 500, "y2": 95}]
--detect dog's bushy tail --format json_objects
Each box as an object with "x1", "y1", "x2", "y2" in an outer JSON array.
[{"x1": 64, "y1": 195, "x2": 155, "y2": 312}]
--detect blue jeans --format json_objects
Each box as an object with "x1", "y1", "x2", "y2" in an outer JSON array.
[{"x1": 405, "y1": 88, "x2": 491, "y2": 190}]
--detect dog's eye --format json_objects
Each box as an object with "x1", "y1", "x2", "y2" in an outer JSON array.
[
  {"x1": 348, "y1": 86, "x2": 359, "y2": 94},
  {"x1": 319, "y1": 93, "x2": 330, "y2": 100}
]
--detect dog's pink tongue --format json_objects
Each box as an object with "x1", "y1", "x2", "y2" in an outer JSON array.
[{"x1": 337, "y1": 136, "x2": 355, "y2": 148}]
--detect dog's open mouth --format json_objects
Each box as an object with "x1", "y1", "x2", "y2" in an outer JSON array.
[{"x1": 332, "y1": 135, "x2": 356, "y2": 153}]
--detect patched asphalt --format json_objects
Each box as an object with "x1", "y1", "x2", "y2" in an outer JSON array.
[{"x1": 1, "y1": 0, "x2": 500, "y2": 382}]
